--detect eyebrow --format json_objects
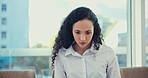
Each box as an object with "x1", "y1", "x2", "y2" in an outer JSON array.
[
  {"x1": 74, "y1": 30, "x2": 92, "y2": 32},
  {"x1": 85, "y1": 30, "x2": 92, "y2": 32}
]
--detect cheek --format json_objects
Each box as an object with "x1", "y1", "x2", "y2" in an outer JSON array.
[
  {"x1": 72, "y1": 33, "x2": 79, "y2": 40},
  {"x1": 87, "y1": 34, "x2": 94, "y2": 40},
  {"x1": 74, "y1": 35, "x2": 79, "y2": 40}
]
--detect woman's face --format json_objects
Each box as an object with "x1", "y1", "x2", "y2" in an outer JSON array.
[{"x1": 72, "y1": 19, "x2": 94, "y2": 49}]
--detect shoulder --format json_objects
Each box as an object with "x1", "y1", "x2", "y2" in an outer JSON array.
[
  {"x1": 97, "y1": 44, "x2": 116, "y2": 57},
  {"x1": 100, "y1": 44, "x2": 118, "y2": 61},
  {"x1": 99, "y1": 44, "x2": 114, "y2": 53},
  {"x1": 57, "y1": 47, "x2": 67, "y2": 57},
  {"x1": 54, "y1": 48, "x2": 67, "y2": 65}
]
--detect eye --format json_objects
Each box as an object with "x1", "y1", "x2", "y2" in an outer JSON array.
[
  {"x1": 86, "y1": 31, "x2": 91, "y2": 35},
  {"x1": 75, "y1": 31, "x2": 80, "y2": 34}
]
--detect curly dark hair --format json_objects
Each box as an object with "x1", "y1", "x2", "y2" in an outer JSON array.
[{"x1": 51, "y1": 6, "x2": 103, "y2": 68}]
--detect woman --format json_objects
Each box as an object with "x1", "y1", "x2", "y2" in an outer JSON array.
[{"x1": 51, "y1": 6, "x2": 121, "y2": 78}]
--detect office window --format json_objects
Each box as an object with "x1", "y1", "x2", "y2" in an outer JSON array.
[
  {"x1": 1, "y1": 17, "x2": 7, "y2": 25},
  {"x1": 30, "y1": 0, "x2": 128, "y2": 66},
  {"x1": 1, "y1": 4, "x2": 7, "y2": 11},
  {"x1": 1, "y1": 31, "x2": 6, "y2": 39},
  {"x1": 1, "y1": 45, "x2": 6, "y2": 48},
  {"x1": 145, "y1": 0, "x2": 148, "y2": 66}
]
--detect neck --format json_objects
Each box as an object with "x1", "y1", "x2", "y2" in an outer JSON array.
[{"x1": 72, "y1": 43, "x2": 91, "y2": 55}]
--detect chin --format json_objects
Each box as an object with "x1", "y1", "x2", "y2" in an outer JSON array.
[{"x1": 79, "y1": 44, "x2": 88, "y2": 48}]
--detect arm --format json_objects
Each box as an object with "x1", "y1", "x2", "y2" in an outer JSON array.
[
  {"x1": 54, "y1": 56, "x2": 66, "y2": 78},
  {"x1": 106, "y1": 49, "x2": 121, "y2": 78}
]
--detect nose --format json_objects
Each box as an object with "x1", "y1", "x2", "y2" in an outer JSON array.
[{"x1": 80, "y1": 34, "x2": 86, "y2": 41}]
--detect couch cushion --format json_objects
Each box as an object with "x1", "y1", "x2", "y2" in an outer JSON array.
[
  {"x1": 120, "y1": 67, "x2": 148, "y2": 78},
  {"x1": 0, "y1": 70, "x2": 36, "y2": 78}
]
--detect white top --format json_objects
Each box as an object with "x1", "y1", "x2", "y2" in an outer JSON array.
[{"x1": 54, "y1": 44, "x2": 121, "y2": 78}]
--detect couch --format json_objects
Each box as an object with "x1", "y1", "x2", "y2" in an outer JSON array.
[
  {"x1": 0, "y1": 70, "x2": 36, "y2": 78},
  {"x1": 120, "y1": 67, "x2": 148, "y2": 78}
]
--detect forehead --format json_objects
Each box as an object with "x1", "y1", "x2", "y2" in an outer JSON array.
[{"x1": 73, "y1": 19, "x2": 94, "y2": 30}]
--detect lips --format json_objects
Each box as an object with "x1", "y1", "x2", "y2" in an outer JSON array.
[{"x1": 79, "y1": 42, "x2": 86, "y2": 45}]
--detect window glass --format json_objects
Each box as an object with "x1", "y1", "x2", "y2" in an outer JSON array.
[
  {"x1": 0, "y1": 57, "x2": 9, "y2": 69},
  {"x1": 145, "y1": 0, "x2": 148, "y2": 66},
  {"x1": 31, "y1": 0, "x2": 128, "y2": 77},
  {"x1": 0, "y1": 1, "x2": 128, "y2": 78}
]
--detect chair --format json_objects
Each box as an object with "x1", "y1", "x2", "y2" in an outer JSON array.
[
  {"x1": 0, "y1": 70, "x2": 36, "y2": 78},
  {"x1": 120, "y1": 67, "x2": 148, "y2": 78}
]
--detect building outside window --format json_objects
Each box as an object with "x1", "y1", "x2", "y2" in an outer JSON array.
[
  {"x1": 1, "y1": 4, "x2": 7, "y2": 11},
  {"x1": 1, "y1": 31, "x2": 6, "y2": 39},
  {"x1": 1, "y1": 45, "x2": 6, "y2": 48},
  {"x1": 1, "y1": 17, "x2": 7, "y2": 25}
]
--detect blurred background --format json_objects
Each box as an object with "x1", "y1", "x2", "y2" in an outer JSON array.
[{"x1": 0, "y1": 0, "x2": 148, "y2": 78}]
